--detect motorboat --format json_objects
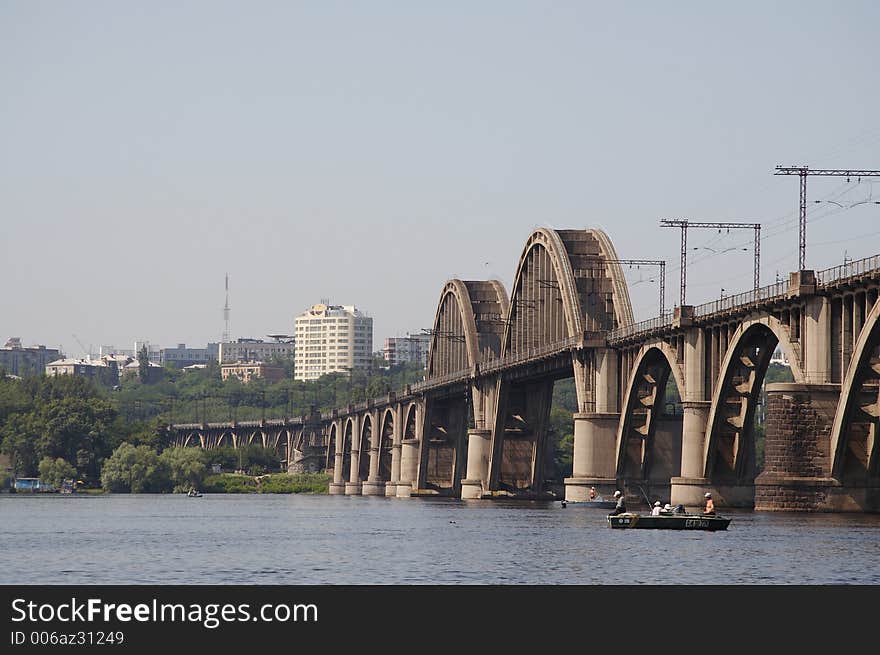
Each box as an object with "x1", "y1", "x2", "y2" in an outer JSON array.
[{"x1": 607, "y1": 512, "x2": 731, "y2": 531}]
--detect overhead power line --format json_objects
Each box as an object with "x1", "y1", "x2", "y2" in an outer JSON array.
[
  {"x1": 659, "y1": 220, "x2": 761, "y2": 307},
  {"x1": 774, "y1": 166, "x2": 880, "y2": 270}
]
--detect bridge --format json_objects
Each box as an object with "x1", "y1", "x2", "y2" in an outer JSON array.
[{"x1": 170, "y1": 228, "x2": 880, "y2": 511}]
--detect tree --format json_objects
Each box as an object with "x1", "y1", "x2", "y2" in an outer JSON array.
[
  {"x1": 36, "y1": 396, "x2": 118, "y2": 484},
  {"x1": 38, "y1": 456, "x2": 77, "y2": 489},
  {"x1": 159, "y1": 447, "x2": 207, "y2": 491},
  {"x1": 1, "y1": 412, "x2": 41, "y2": 477},
  {"x1": 366, "y1": 376, "x2": 391, "y2": 400},
  {"x1": 547, "y1": 406, "x2": 574, "y2": 480},
  {"x1": 138, "y1": 345, "x2": 150, "y2": 384},
  {"x1": 100, "y1": 443, "x2": 169, "y2": 493}
]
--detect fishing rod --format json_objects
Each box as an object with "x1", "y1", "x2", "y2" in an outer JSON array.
[{"x1": 636, "y1": 484, "x2": 655, "y2": 511}]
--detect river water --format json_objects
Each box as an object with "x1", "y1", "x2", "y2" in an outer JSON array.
[{"x1": 2, "y1": 494, "x2": 879, "y2": 585}]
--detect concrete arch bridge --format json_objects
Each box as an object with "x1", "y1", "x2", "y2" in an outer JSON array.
[{"x1": 170, "y1": 229, "x2": 880, "y2": 511}]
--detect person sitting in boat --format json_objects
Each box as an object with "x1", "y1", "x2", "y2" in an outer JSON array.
[
  {"x1": 660, "y1": 503, "x2": 673, "y2": 515},
  {"x1": 608, "y1": 490, "x2": 626, "y2": 516},
  {"x1": 588, "y1": 487, "x2": 597, "y2": 501},
  {"x1": 703, "y1": 492, "x2": 715, "y2": 515},
  {"x1": 673, "y1": 503, "x2": 686, "y2": 514},
  {"x1": 651, "y1": 501, "x2": 662, "y2": 516}
]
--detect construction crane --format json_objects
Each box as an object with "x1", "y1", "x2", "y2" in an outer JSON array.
[{"x1": 72, "y1": 334, "x2": 91, "y2": 360}]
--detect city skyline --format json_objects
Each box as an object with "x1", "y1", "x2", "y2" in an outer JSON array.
[{"x1": 3, "y1": 2, "x2": 879, "y2": 358}]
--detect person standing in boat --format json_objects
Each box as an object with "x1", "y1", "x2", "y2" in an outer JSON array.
[
  {"x1": 608, "y1": 490, "x2": 626, "y2": 516},
  {"x1": 703, "y1": 492, "x2": 716, "y2": 515},
  {"x1": 651, "y1": 501, "x2": 662, "y2": 516}
]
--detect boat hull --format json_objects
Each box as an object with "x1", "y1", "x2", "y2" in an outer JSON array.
[{"x1": 607, "y1": 513, "x2": 731, "y2": 531}]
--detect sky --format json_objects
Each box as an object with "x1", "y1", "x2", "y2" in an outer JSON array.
[{"x1": 2, "y1": 1, "x2": 879, "y2": 358}]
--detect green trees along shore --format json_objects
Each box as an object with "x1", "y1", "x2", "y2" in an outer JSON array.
[{"x1": 0, "y1": 355, "x2": 588, "y2": 494}]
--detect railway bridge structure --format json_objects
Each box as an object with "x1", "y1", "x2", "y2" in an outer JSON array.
[{"x1": 170, "y1": 228, "x2": 880, "y2": 511}]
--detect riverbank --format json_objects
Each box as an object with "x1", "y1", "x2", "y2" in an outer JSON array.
[
  {"x1": 4, "y1": 472, "x2": 332, "y2": 495},
  {"x1": 201, "y1": 472, "x2": 331, "y2": 494}
]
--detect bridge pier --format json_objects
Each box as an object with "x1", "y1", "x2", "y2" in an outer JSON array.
[
  {"x1": 564, "y1": 412, "x2": 619, "y2": 501},
  {"x1": 461, "y1": 428, "x2": 491, "y2": 499},
  {"x1": 755, "y1": 382, "x2": 850, "y2": 510},
  {"x1": 396, "y1": 439, "x2": 419, "y2": 497},
  {"x1": 670, "y1": 400, "x2": 712, "y2": 507},
  {"x1": 329, "y1": 451, "x2": 346, "y2": 495},
  {"x1": 385, "y1": 442, "x2": 402, "y2": 497},
  {"x1": 362, "y1": 444, "x2": 385, "y2": 495},
  {"x1": 345, "y1": 449, "x2": 362, "y2": 495}
]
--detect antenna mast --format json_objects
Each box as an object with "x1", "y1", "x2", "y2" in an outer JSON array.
[{"x1": 222, "y1": 273, "x2": 231, "y2": 343}]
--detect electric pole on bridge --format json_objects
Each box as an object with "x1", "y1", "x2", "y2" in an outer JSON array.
[
  {"x1": 660, "y1": 219, "x2": 761, "y2": 307},
  {"x1": 774, "y1": 166, "x2": 880, "y2": 271},
  {"x1": 601, "y1": 259, "x2": 666, "y2": 315}
]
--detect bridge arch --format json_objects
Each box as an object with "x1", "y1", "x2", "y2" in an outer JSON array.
[
  {"x1": 342, "y1": 418, "x2": 355, "y2": 483},
  {"x1": 326, "y1": 423, "x2": 338, "y2": 471},
  {"x1": 378, "y1": 408, "x2": 395, "y2": 482},
  {"x1": 403, "y1": 403, "x2": 418, "y2": 441},
  {"x1": 502, "y1": 228, "x2": 634, "y2": 356},
  {"x1": 830, "y1": 297, "x2": 880, "y2": 479},
  {"x1": 615, "y1": 341, "x2": 685, "y2": 478},
  {"x1": 703, "y1": 314, "x2": 804, "y2": 482},
  {"x1": 427, "y1": 279, "x2": 509, "y2": 377},
  {"x1": 358, "y1": 414, "x2": 373, "y2": 482}
]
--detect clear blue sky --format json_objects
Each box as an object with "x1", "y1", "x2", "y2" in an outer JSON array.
[{"x1": 2, "y1": 1, "x2": 879, "y2": 357}]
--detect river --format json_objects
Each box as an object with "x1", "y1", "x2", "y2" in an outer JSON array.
[{"x1": 2, "y1": 494, "x2": 879, "y2": 585}]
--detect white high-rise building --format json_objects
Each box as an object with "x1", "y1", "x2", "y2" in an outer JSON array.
[{"x1": 294, "y1": 302, "x2": 373, "y2": 381}]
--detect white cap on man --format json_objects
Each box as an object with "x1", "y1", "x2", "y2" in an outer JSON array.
[
  {"x1": 613, "y1": 490, "x2": 621, "y2": 497},
  {"x1": 705, "y1": 492, "x2": 712, "y2": 498},
  {"x1": 654, "y1": 501, "x2": 661, "y2": 507}
]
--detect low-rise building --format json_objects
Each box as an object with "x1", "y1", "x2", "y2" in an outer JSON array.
[
  {"x1": 160, "y1": 343, "x2": 219, "y2": 368},
  {"x1": 0, "y1": 338, "x2": 62, "y2": 377},
  {"x1": 221, "y1": 361, "x2": 286, "y2": 384},
  {"x1": 122, "y1": 359, "x2": 164, "y2": 382},
  {"x1": 769, "y1": 346, "x2": 790, "y2": 366},
  {"x1": 219, "y1": 338, "x2": 294, "y2": 364},
  {"x1": 46, "y1": 357, "x2": 119, "y2": 386},
  {"x1": 383, "y1": 333, "x2": 430, "y2": 368}
]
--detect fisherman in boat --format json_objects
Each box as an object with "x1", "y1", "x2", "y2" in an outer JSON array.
[
  {"x1": 651, "y1": 501, "x2": 662, "y2": 516},
  {"x1": 589, "y1": 487, "x2": 597, "y2": 501},
  {"x1": 703, "y1": 492, "x2": 716, "y2": 515},
  {"x1": 660, "y1": 503, "x2": 673, "y2": 515},
  {"x1": 608, "y1": 490, "x2": 626, "y2": 516}
]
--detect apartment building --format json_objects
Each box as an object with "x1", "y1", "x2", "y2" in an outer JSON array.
[{"x1": 294, "y1": 303, "x2": 372, "y2": 381}]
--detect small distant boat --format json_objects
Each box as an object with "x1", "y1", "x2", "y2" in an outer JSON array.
[
  {"x1": 561, "y1": 499, "x2": 617, "y2": 509},
  {"x1": 607, "y1": 512, "x2": 731, "y2": 531},
  {"x1": 187, "y1": 489, "x2": 203, "y2": 498}
]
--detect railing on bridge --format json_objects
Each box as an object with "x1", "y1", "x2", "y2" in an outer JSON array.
[
  {"x1": 327, "y1": 336, "x2": 583, "y2": 417},
  {"x1": 817, "y1": 253, "x2": 880, "y2": 287},
  {"x1": 478, "y1": 335, "x2": 581, "y2": 375},
  {"x1": 693, "y1": 280, "x2": 788, "y2": 318},
  {"x1": 607, "y1": 312, "x2": 674, "y2": 342},
  {"x1": 410, "y1": 368, "x2": 471, "y2": 393}
]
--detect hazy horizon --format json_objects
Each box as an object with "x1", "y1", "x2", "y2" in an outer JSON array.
[{"x1": 3, "y1": 2, "x2": 879, "y2": 358}]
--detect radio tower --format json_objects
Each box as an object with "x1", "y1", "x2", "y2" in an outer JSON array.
[{"x1": 222, "y1": 273, "x2": 231, "y2": 343}]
